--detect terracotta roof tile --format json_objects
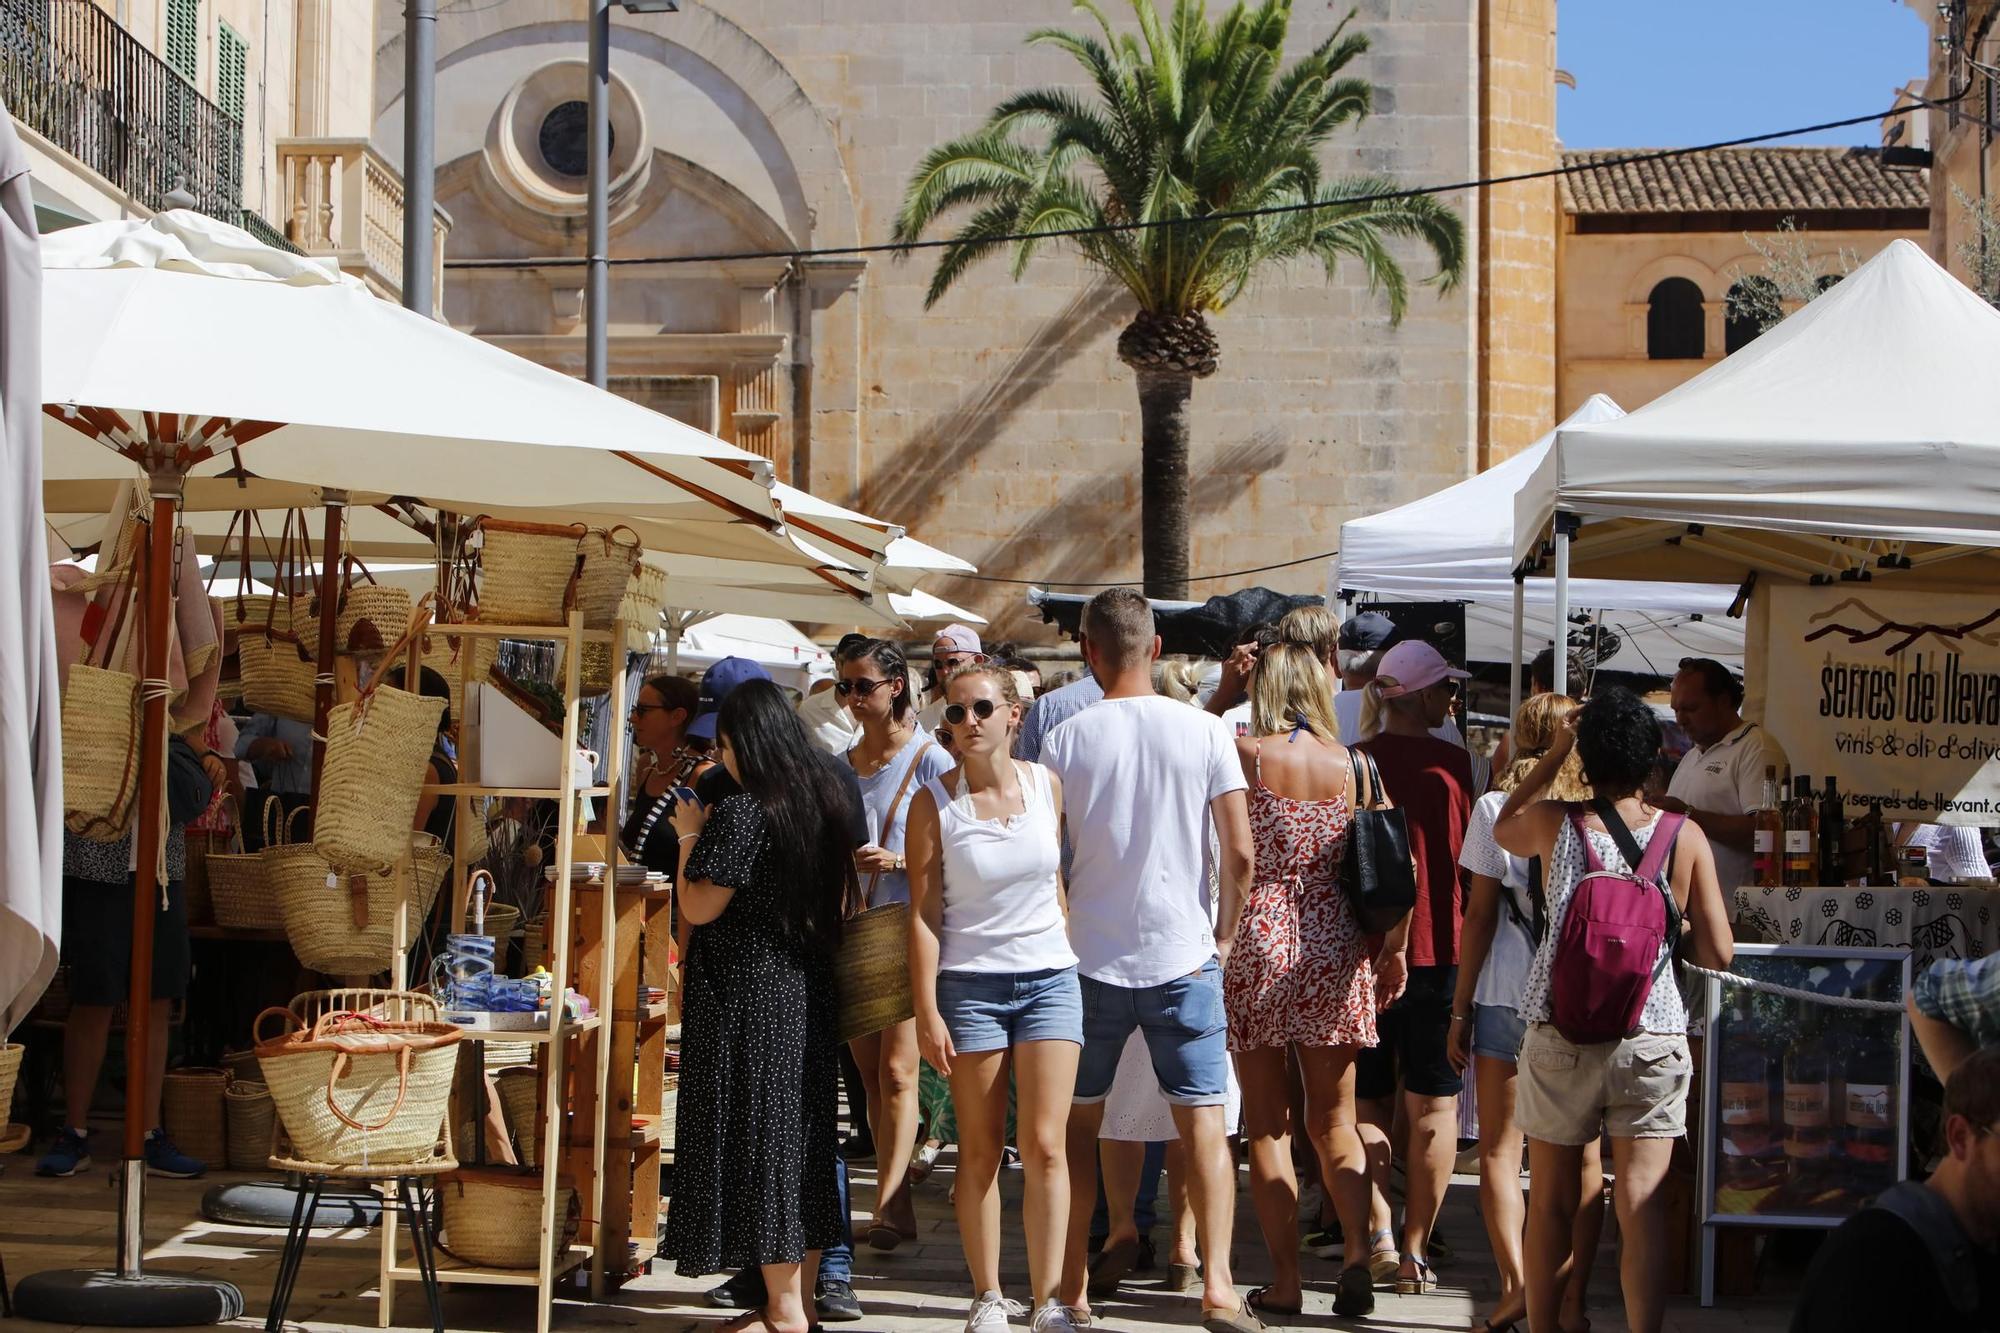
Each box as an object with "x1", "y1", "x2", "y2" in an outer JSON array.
[{"x1": 1559, "y1": 147, "x2": 1929, "y2": 215}]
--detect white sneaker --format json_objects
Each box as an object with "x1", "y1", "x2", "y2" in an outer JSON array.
[
  {"x1": 1296, "y1": 1180, "x2": 1324, "y2": 1222},
  {"x1": 1030, "y1": 1303, "x2": 1080, "y2": 1333},
  {"x1": 966, "y1": 1291, "x2": 1025, "y2": 1332}
]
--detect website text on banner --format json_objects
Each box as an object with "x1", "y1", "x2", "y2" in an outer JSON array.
[{"x1": 1766, "y1": 585, "x2": 2000, "y2": 825}]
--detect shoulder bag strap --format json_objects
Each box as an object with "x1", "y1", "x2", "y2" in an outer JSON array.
[{"x1": 865, "y1": 739, "x2": 939, "y2": 899}]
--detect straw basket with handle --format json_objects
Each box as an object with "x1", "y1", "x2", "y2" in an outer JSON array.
[
  {"x1": 571, "y1": 525, "x2": 642, "y2": 629},
  {"x1": 212, "y1": 510, "x2": 291, "y2": 643},
  {"x1": 274, "y1": 833, "x2": 451, "y2": 976},
  {"x1": 224, "y1": 1080, "x2": 276, "y2": 1169},
  {"x1": 212, "y1": 798, "x2": 289, "y2": 931},
  {"x1": 470, "y1": 517, "x2": 583, "y2": 627},
  {"x1": 325, "y1": 552, "x2": 412, "y2": 659},
  {"x1": 0, "y1": 1042, "x2": 23, "y2": 1127},
  {"x1": 437, "y1": 1169, "x2": 578, "y2": 1268},
  {"x1": 162, "y1": 1067, "x2": 230, "y2": 1166},
  {"x1": 62, "y1": 543, "x2": 141, "y2": 841},
  {"x1": 831, "y1": 741, "x2": 932, "y2": 1042},
  {"x1": 253, "y1": 1007, "x2": 462, "y2": 1166},
  {"x1": 314, "y1": 600, "x2": 447, "y2": 876},
  {"x1": 238, "y1": 512, "x2": 321, "y2": 722}
]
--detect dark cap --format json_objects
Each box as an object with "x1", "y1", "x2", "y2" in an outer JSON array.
[
  {"x1": 1338, "y1": 611, "x2": 1399, "y2": 652},
  {"x1": 687, "y1": 656, "x2": 773, "y2": 740}
]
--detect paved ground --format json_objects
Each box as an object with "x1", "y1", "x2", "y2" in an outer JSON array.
[{"x1": 0, "y1": 1142, "x2": 1805, "y2": 1332}]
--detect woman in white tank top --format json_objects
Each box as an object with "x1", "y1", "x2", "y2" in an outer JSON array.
[{"x1": 906, "y1": 665, "x2": 1082, "y2": 1333}]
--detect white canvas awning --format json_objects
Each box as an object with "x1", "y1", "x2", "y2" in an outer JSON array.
[{"x1": 1515, "y1": 239, "x2": 2000, "y2": 586}]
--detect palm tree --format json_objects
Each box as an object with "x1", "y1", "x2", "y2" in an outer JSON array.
[{"x1": 894, "y1": 0, "x2": 1467, "y2": 598}]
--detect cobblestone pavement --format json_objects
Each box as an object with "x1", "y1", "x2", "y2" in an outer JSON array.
[{"x1": 0, "y1": 1146, "x2": 1802, "y2": 1332}]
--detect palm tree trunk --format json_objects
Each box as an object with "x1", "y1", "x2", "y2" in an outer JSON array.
[{"x1": 1134, "y1": 368, "x2": 1193, "y2": 600}]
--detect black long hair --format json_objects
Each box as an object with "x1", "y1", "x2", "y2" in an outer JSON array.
[{"x1": 715, "y1": 679, "x2": 857, "y2": 952}]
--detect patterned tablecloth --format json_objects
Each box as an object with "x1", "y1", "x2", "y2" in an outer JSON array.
[{"x1": 1731, "y1": 885, "x2": 2000, "y2": 975}]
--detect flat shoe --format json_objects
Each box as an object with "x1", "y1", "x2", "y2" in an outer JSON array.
[
  {"x1": 1166, "y1": 1261, "x2": 1201, "y2": 1293},
  {"x1": 1245, "y1": 1286, "x2": 1301, "y2": 1318},
  {"x1": 1332, "y1": 1266, "x2": 1375, "y2": 1318},
  {"x1": 864, "y1": 1221, "x2": 915, "y2": 1251},
  {"x1": 1202, "y1": 1301, "x2": 1267, "y2": 1333},
  {"x1": 1086, "y1": 1236, "x2": 1139, "y2": 1297}
]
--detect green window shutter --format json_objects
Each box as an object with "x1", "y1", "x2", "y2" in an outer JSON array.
[
  {"x1": 166, "y1": 0, "x2": 200, "y2": 86},
  {"x1": 217, "y1": 22, "x2": 247, "y2": 120}
]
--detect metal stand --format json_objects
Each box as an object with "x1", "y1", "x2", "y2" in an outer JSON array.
[{"x1": 266, "y1": 1175, "x2": 442, "y2": 1333}]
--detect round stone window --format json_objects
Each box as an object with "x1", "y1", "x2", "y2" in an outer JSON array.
[{"x1": 536, "y1": 100, "x2": 614, "y2": 178}]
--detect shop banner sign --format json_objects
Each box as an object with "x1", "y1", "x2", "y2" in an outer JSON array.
[{"x1": 1768, "y1": 584, "x2": 2000, "y2": 824}]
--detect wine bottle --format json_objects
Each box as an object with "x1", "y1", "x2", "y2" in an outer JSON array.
[
  {"x1": 1785, "y1": 775, "x2": 1819, "y2": 886},
  {"x1": 1840, "y1": 1029, "x2": 1896, "y2": 1194},
  {"x1": 1719, "y1": 1000, "x2": 1780, "y2": 1189},
  {"x1": 1783, "y1": 1036, "x2": 1832, "y2": 1190},
  {"x1": 1753, "y1": 766, "x2": 1784, "y2": 887},
  {"x1": 1819, "y1": 776, "x2": 1847, "y2": 886}
]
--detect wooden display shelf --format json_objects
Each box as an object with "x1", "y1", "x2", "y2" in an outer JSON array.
[
  {"x1": 386, "y1": 1244, "x2": 593, "y2": 1289},
  {"x1": 430, "y1": 621, "x2": 617, "y2": 644},
  {"x1": 423, "y1": 783, "x2": 611, "y2": 799},
  {"x1": 447, "y1": 1013, "x2": 603, "y2": 1044}
]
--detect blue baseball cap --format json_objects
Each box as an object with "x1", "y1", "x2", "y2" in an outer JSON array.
[{"x1": 687, "y1": 656, "x2": 773, "y2": 740}]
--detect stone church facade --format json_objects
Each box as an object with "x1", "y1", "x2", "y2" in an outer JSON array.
[{"x1": 375, "y1": 0, "x2": 1558, "y2": 636}]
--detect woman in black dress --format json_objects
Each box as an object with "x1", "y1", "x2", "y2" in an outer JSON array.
[{"x1": 665, "y1": 679, "x2": 855, "y2": 1333}]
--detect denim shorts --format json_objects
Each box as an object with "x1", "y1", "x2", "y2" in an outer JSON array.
[
  {"x1": 1472, "y1": 1003, "x2": 1528, "y2": 1063},
  {"x1": 1074, "y1": 959, "x2": 1231, "y2": 1107},
  {"x1": 935, "y1": 966, "x2": 1083, "y2": 1053}
]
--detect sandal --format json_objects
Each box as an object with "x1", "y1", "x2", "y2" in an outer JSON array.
[
  {"x1": 1245, "y1": 1286, "x2": 1302, "y2": 1318},
  {"x1": 1166, "y1": 1261, "x2": 1201, "y2": 1293},
  {"x1": 864, "y1": 1220, "x2": 917, "y2": 1251},
  {"x1": 1394, "y1": 1258, "x2": 1439, "y2": 1296},
  {"x1": 1363, "y1": 1229, "x2": 1399, "y2": 1284},
  {"x1": 1201, "y1": 1300, "x2": 1267, "y2": 1333},
  {"x1": 1086, "y1": 1236, "x2": 1139, "y2": 1297}
]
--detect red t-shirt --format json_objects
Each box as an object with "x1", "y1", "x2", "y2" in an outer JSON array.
[{"x1": 1358, "y1": 733, "x2": 1475, "y2": 968}]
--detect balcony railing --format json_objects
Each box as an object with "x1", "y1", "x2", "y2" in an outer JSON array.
[
  {"x1": 277, "y1": 137, "x2": 450, "y2": 316},
  {"x1": 0, "y1": 0, "x2": 242, "y2": 220}
]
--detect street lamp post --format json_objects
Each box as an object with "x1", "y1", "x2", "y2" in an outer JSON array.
[{"x1": 586, "y1": 1, "x2": 677, "y2": 390}]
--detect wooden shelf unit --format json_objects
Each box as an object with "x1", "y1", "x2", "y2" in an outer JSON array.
[{"x1": 374, "y1": 608, "x2": 629, "y2": 1333}]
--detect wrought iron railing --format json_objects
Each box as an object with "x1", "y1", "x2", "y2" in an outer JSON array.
[
  {"x1": 236, "y1": 207, "x2": 300, "y2": 253},
  {"x1": 0, "y1": 0, "x2": 242, "y2": 219}
]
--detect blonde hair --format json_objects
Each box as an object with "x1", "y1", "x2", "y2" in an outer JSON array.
[
  {"x1": 1277, "y1": 605, "x2": 1339, "y2": 663},
  {"x1": 1250, "y1": 642, "x2": 1341, "y2": 742},
  {"x1": 945, "y1": 663, "x2": 1023, "y2": 734},
  {"x1": 1152, "y1": 655, "x2": 1203, "y2": 702},
  {"x1": 1497, "y1": 693, "x2": 1591, "y2": 800}
]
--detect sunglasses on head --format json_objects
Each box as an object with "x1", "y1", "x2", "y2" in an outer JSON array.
[
  {"x1": 942, "y1": 698, "x2": 999, "y2": 726},
  {"x1": 834, "y1": 677, "x2": 892, "y2": 698}
]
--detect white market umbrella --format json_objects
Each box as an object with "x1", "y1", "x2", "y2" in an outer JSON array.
[{"x1": 890, "y1": 586, "x2": 988, "y2": 626}]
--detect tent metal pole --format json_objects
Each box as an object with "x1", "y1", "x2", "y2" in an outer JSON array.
[
  {"x1": 1509, "y1": 573, "x2": 1524, "y2": 721},
  {"x1": 400, "y1": 0, "x2": 436, "y2": 316},
  {"x1": 585, "y1": 0, "x2": 610, "y2": 388},
  {"x1": 1552, "y1": 518, "x2": 1574, "y2": 698}
]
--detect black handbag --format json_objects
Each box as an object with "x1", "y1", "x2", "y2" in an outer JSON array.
[{"x1": 1341, "y1": 747, "x2": 1418, "y2": 934}]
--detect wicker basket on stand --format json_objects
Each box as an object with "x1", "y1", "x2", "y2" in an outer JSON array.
[
  {"x1": 220, "y1": 1047, "x2": 263, "y2": 1085},
  {"x1": 274, "y1": 835, "x2": 451, "y2": 976},
  {"x1": 224, "y1": 1081, "x2": 276, "y2": 1169},
  {"x1": 437, "y1": 1169, "x2": 578, "y2": 1268},
  {"x1": 471, "y1": 518, "x2": 583, "y2": 627},
  {"x1": 253, "y1": 1007, "x2": 462, "y2": 1166},
  {"x1": 162, "y1": 1067, "x2": 230, "y2": 1166},
  {"x1": 572, "y1": 526, "x2": 642, "y2": 629}
]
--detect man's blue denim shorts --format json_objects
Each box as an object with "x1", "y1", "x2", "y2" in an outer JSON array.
[
  {"x1": 935, "y1": 966, "x2": 1083, "y2": 1053},
  {"x1": 1074, "y1": 958, "x2": 1230, "y2": 1107}
]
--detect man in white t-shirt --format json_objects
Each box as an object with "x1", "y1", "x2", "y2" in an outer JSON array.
[
  {"x1": 1039, "y1": 588, "x2": 1256, "y2": 1329},
  {"x1": 1658, "y1": 657, "x2": 1788, "y2": 892}
]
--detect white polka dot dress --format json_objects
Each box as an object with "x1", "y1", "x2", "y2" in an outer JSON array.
[{"x1": 661, "y1": 793, "x2": 843, "y2": 1276}]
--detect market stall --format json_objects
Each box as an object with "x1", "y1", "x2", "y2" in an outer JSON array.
[{"x1": 1512, "y1": 237, "x2": 2000, "y2": 1302}]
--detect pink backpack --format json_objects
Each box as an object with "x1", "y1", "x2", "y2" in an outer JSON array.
[{"x1": 1539, "y1": 799, "x2": 1686, "y2": 1046}]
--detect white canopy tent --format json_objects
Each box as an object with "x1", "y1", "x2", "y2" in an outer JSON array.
[
  {"x1": 1514, "y1": 239, "x2": 2000, "y2": 695},
  {"x1": 655, "y1": 614, "x2": 834, "y2": 687},
  {"x1": 1337, "y1": 394, "x2": 1743, "y2": 695}
]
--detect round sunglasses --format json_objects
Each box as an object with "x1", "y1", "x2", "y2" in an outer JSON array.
[
  {"x1": 834, "y1": 676, "x2": 892, "y2": 698},
  {"x1": 942, "y1": 698, "x2": 1000, "y2": 726}
]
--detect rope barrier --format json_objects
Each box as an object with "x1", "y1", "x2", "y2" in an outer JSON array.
[{"x1": 1682, "y1": 961, "x2": 1904, "y2": 1013}]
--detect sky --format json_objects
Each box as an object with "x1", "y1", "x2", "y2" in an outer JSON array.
[{"x1": 1558, "y1": 3, "x2": 1930, "y2": 149}]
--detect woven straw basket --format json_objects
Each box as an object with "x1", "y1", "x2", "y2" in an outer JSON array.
[
  {"x1": 274, "y1": 836, "x2": 450, "y2": 976},
  {"x1": 213, "y1": 800, "x2": 296, "y2": 931},
  {"x1": 335, "y1": 585, "x2": 412, "y2": 659},
  {"x1": 314, "y1": 684, "x2": 446, "y2": 875},
  {"x1": 222, "y1": 593, "x2": 290, "y2": 642},
  {"x1": 0, "y1": 1043, "x2": 22, "y2": 1123},
  {"x1": 224, "y1": 1080, "x2": 276, "y2": 1170},
  {"x1": 494, "y1": 1066, "x2": 541, "y2": 1168},
  {"x1": 437, "y1": 1170, "x2": 578, "y2": 1268},
  {"x1": 220, "y1": 1047, "x2": 263, "y2": 1084},
  {"x1": 481, "y1": 903, "x2": 521, "y2": 944},
  {"x1": 62, "y1": 663, "x2": 141, "y2": 841},
  {"x1": 573, "y1": 526, "x2": 642, "y2": 629},
  {"x1": 253, "y1": 1008, "x2": 462, "y2": 1166},
  {"x1": 834, "y1": 902, "x2": 915, "y2": 1044},
  {"x1": 474, "y1": 519, "x2": 581, "y2": 627},
  {"x1": 239, "y1": 630, "x2": 318, "y2": 724},
  {"x1": 162, "y1": 1067, "x2": 230, "y2": 1166}
]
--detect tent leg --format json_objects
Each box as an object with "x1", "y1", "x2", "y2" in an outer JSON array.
[
  {"x1": 1552, "y1": 518, "x2": 1574, "y2": 698},
  {"x1": 310, "y1": 492, "x2": 347, "y2": 802},
  {"x1": 1509, "y1": 573, "x2": 1525, "y2": 720}
]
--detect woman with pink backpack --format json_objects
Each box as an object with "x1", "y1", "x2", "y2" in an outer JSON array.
[{"x1": 1494, "y1": 687, "x2": 1734, "y2": 1333}]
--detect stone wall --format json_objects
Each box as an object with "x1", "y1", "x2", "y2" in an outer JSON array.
[{"x1": 1478, "y1": 0, "x2": 1557, "y2": 465}]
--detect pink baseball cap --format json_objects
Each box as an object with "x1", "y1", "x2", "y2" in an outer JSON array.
[
  {"x1": 1375, "y1": 640, "x2": 1470, "y2": 697},
  {"x1": 933, "y1": 623, "x2": 983, "y2": 655}
]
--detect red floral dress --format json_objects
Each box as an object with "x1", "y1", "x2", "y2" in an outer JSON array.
[{"x1": 1224, "y1": 741, "x2": 1376, "y2": 1051}]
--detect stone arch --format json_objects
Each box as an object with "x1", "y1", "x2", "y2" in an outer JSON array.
[{"x1": 1624, "y1": 253, "x2": 1719, "y2": 304}]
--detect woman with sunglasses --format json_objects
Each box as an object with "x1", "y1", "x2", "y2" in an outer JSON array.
[
  {"x1": 840, "y1": 638, "x2": 953, "y2": 1250},
  {"x1": 621, "y1": 674, "x2": 713, "y2": 876},
  {"x1": 906, "y1": 664, "x2": 1080, "y2": 1333}
]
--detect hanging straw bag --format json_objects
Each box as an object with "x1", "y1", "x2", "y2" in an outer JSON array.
[
  {"x1": 831, "y1": 741, "x2": 932, "y2": 1042},
  {"x1": 212, "y1": 798, "x2": 286, "y2": 930},
  {"x1": 214, "y1": 511, "x2": 291, "y2": 643},
  {"x1": 253, "y1": 1008, "x2": 462, "y2": 1166},
  {"x1": 314, "y1": 601, "x2": 447, "y2": 876},
  {"x1": 437, "y1": 1169, "x2": 578, "y2": 1268},
  {"x1": 571, "y1": 525, "x2": 642, "y2": 629},
  {"x1": 62, "y1": 542, "x2": 142, "y2": 841},
  {"x1": 274, "y1": 833, "x2": 451, "y2": 976},
  {"x1": 326, "y1": 553, "x2": 412, "y2": 660},
  {"x1": 239, "y1": 513, "x2": 321, "y2": 722},
  {"x1": 471, "y1": 518, "x2": 583, "y2": 627}
]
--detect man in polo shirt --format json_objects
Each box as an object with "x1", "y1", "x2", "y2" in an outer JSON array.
[{"x1": 1657, "y1": 657, "x2": 1788, "y2": 893}]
